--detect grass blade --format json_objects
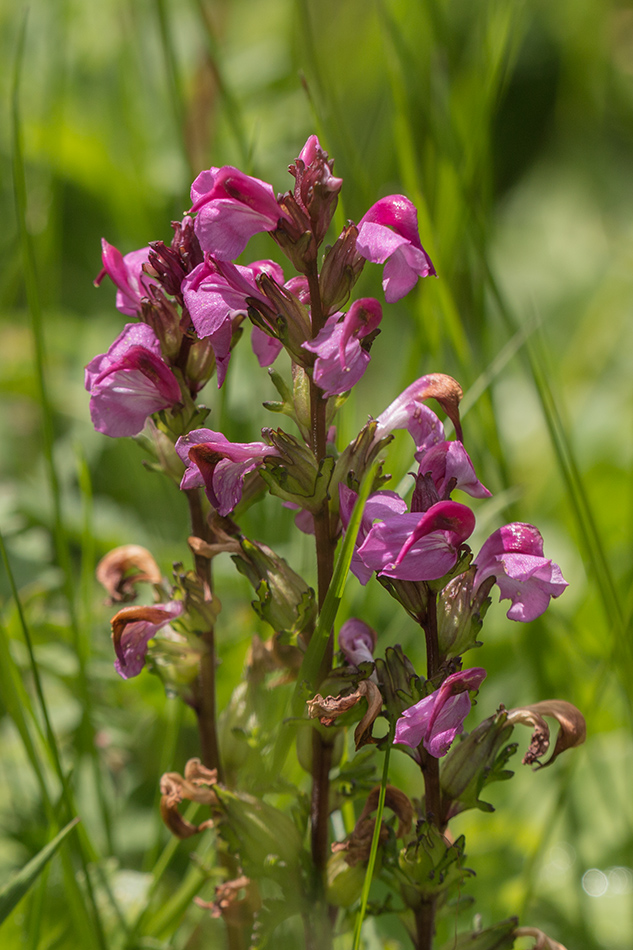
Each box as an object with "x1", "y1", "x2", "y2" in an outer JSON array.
[{"x1": 0, "y1": 818, "x2": 80, "y2": 924}]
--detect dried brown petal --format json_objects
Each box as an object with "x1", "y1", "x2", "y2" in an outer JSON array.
[
  {"x1": 419, "y1": 374, "x2": 464, "y2": 441},
  {"x1": 194, "y1": 875, "x2": 253, "y2": 919},
  {"x1": 514, "y1": 926, "x2": 568, "y2": 949},
  {"x1": 96, "y1": 545, "x2": 162, "y2": 603},
  {"x1": 159, "y1": 758, "x2": 218, "y2": 839},
  {"x1": 306, "y1": 680, "x2": 383, "y2": 749},
  {"x1": 188, "y1": 534, "x2": 241, "y2": 559},
  {"x1": 331, "y1": 783, "x2": 414, "y2": 866},
  {"x1": 508, "y1": 700, "x2": 586, "y2": 768},
  {"x1": 357, "y1": 785, "x2": 414, "y2": 839}
]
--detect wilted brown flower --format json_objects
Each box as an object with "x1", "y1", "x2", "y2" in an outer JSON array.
[
  {"x1": 307, "y1": 679, "x2": 383, "y2": 749},
  {"x1": 96, "y1": 544, "x2": 162, "y2": 603},
  {"x1": 507, "y1": 700, "x2": 586, "y2": 768},
  {"x1": 159, "y1": 757, "x2": 218, "y2": 839},
  {"x1": 331, "y1": 784, "x2": 414, "y2": 866}
]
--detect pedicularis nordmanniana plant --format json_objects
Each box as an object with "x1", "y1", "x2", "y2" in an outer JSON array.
[{"x1": 88, "y1": 137, "x2": 584, "y2": 950}]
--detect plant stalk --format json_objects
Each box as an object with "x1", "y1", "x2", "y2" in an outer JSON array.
[
  {"x1": 186, "y1": 488, "x2": 223, "y2": 782},
  {"x1": 306, "y1": 261, "x2": 336, "y2": 887}
]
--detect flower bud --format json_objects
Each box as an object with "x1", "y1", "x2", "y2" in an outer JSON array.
[
  {"x1": 231, "y1": 537, "x2": 316, "y2": 641},
  {"x1": 319, "y1": 224, "x2": 365, "y2": 315},
  {"x1": 375, "y1": 645, "x2": 425, "y2": 723},
  {"x1": 398, "y1": 823, "x2": 471, "y2": 903},
  {"x1": 289, "y1": 135, "x2": 343, "y2": 245},
  {"x1": 260, "y1": 427, "x2": 335, "y2": 512},
  {"x1": 440, "y1": 709, "x2": 516, "y2": 818},
  {"x1": 436, "y1": 566, "x2": 494, "y2": 659},
  {"x1": 338, "y1": 619, "x2": 377, "y2": 667}
]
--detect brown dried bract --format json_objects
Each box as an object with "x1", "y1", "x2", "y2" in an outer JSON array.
[
  {"x1": 513, "y1": 926, "x2": 568, "y2": 950},
  {"x1": 96, "y1": 545, "x2": 162, "y2": 603},
  {"x1": 331, "y1": 784, "x2": 414, "y2": 866},
  {"x1": 419, "y1": 374, "x2": 464, "y2": 442},
  {"x1": 307, "y1": 679, "x2": 383, "y2": 749},
  {"x1": 194, "y1": 875, "x2": 253, "y2": 919},
  {"x1": 507, "y1": 700, "x2": 586, "y2": 768},
  {"x1": 159, "y1": 757, "x2": 218, "y2": 839}
]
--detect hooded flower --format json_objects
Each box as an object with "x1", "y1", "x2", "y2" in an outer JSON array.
[
  {"x1": 111, "y1": 600, "x2": 184, "y2": 679},
  {"x1": 338, "y1": 618, "x2": 377, "y2": 667},
  {"x1": 346, "y1": 490, "x2": 476, "y2": 584},
  {"x1": 175, "y1": 428, "x2": 281, "y2": 516},
  {"x1": 394, "y1": 667, "x2": 487, "y2": 757},
  {"x1": 182, "y1": 258, "x2": 285, "y2": 384},
  {"x1": 339, "y1": 485, "x2": 409, "y2": 585},
  {"x1": 94, "y1": 240, "x2": 154, "y2": 316},
  {"x1": 373, "y1": 374, "x2": 464, "y2": 451},
  {"x1": 302, "y1": 297, "x2": 382, "y2": 396},
  {"x1": 85, "y1": 323, "x2": 182, "y2": 437},
  {"x1": 189, "y1": 166, "x2": 288, "y2": 260},
  {"x1": 415, "y1": 440, "x2": 491, "y2": 503},
  {"x1": 474, "y1": 523, "x2": 568, "y2": 622},
  {"x1": 356, "y1": 195, "x2": 436, "y2": 302}
]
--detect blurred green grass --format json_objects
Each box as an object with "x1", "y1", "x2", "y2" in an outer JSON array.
[{"x1": 1, "y1": 0, "x2": 633, "y2": 947}]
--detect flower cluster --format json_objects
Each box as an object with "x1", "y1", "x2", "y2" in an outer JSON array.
[{"x1": 89, "y1": 135, "x2": 581, "y2": 949}]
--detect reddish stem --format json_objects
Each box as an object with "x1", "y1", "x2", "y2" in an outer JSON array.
[
  {"x1": 305, "y1": 262, "x2": 336, "y2": 882},
  {"x1": 186, "y1": 488, "x2": 223, "y2": 782}
]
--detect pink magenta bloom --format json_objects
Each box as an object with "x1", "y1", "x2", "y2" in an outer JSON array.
[
  {"x1": 175, "y1": 428, "x2": 281, "y2": 515},
  {"x1": 94, "y1": 240, "x2": 154, "y2": 316},
  {"x1": 373, "y1": 377, "x2": 447, "y2": 454},
  {"x1": 189, "y1": 166, "x2": 287, "y2": 259},
  {"x1": 416, "y1": 440, "x2": 491, "y2": 500},
  {"x1": 302, "y1": 297, "x2": 382, "y2": 396},
  {"x1": 182, "y1": 258, "x2": 285, "y2": 384},
  {"x1": 339, "y1": 618, "x2": 377, "y2": 667},
  {"x1": 474, "y1": 524, "x2": 568, "y2": 622},
  {"x1": 356, "y1": 500, "x2": 476, "y2": 582},
  {"x1": 114, "y1": 601, "x2": 184, "y2": 680},
  {"x1": 85, "y1": 323, "x2": 182, "y2": 437},
  {"x1": 339, "y1": 485, "x2": 409, "y2": 585},
  {"x1": 395, "y1": 667, "x2": 487, "y2": 757},
  {"x1": 356, "y1": 196, "x2": 436, "y2": 302}
]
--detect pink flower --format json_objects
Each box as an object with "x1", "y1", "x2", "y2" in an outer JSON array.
[
  {"x1": 339, "y1": 618, "x2": 377, "y2": 667},
  {"x1": 356, "y1": 196, "x2": 436, "y2": 302},
  {"x1": 356, "y1": 500, "x2": 476, "y2": 583},
  {"x1": 112, "y1": 601, "x2": 184, "y2": 679},
  {"x1": 395, "y1": 668, "x2": 487, "y2": 757},
  {"x1": 182, "y1": 258, "x2": 285, "y2": 385},
  {"x1": 302, "y1": 298, "x2": 382, "y2": 396},
  {"x1": 85, "y1": 324, "x2": 182, "y2": 437},
  {"x1": 339, "y1": 485, "x2": 409, "y2": 585},
  {"x1": 474, "y1": 524, "x2": 568, "y2": 622},
  {"x1": 189, "y1": 166, "x2": 288, "y2": 259},
  {"x1": 175, "y1": 428, "x2": 281, "y2": 515},
  {"x1": 94, "y1": 240, "x2": 154, "y2": 316},
  {"x1": 416, "y1": 440, "x2": 491, "y2": 500},
  {"x1": 373, "y1": 374, "x2": 463, "y2": 453}
]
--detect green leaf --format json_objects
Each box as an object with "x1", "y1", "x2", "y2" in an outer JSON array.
[{"x1": 0, "y1": 819, "x2": 80, "y2": 924}]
